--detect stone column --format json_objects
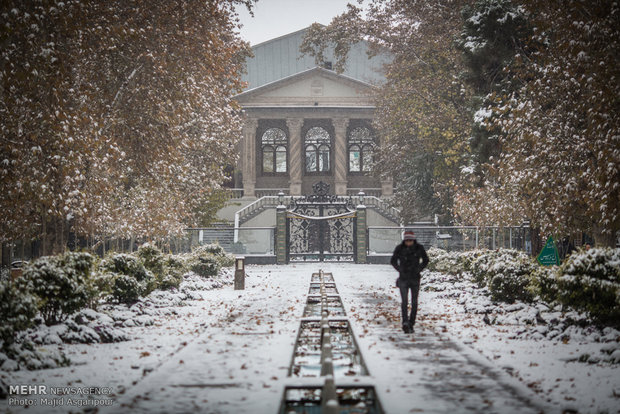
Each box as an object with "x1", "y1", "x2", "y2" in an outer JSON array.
[
  {"x1": 276, "y1": 205, "x2": 287, "y2": 264},
  {"x1": 286, "y1": 118, "x2": 304, "y2": 196},
  {"x1": 356, "y1": 204, "x2": 367, "y2": 264},
  {"x1": 332, "y1": 118, "x2": 349, "y2": 196},
  {"x1": 242, "y1": 118, "x2": 258, "y2": 198}
]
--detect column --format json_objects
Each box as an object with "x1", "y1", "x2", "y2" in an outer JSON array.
[
  {"x1": 242, "y1": 118, "x2": 258, "y2": 198},
  {"x1": 276, "y1": 205, "x2": 287, "y2": 264},
  {"x1": 332, "y1": 118, "x2": 349, "y2": 196},
  {"x1": 286, "y1": 118, "x2": 304, "y2": 196},
  {"x1": 356, "y1": 204, "x2": 367, "y2": 264}
]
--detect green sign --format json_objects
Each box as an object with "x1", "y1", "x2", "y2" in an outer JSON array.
[{"x1": 537, "y1": 235, "x2": 560, "y2": 266}]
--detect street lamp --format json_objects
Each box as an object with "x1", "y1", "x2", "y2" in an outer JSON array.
[
  {"x1": 278, "y1": 191, "x2": 285, "y2": 206},
  {"x1": 357, "y1": 190, "x2": 365, "y2": 206}
]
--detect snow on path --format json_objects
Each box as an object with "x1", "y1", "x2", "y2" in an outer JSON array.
[
  {"x1": 3, "y1": 263, "x2": 618, "y2": 413},
  {"x1": 101, "y1": 264, "x2": 308, "y2": 413},
  {"x1": 325, "y1": 263, "x2": 548, "y2": 414}
]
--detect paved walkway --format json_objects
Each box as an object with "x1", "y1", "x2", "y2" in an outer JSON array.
[
  {"x1": 102, "y1": 264, "x2": 548, "y2": 413},
  {"x1": 331, "y1": 263, "x2": 547, "y2": 414}
]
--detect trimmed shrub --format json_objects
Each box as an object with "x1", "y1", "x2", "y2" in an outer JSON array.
[
  {"x1": 528, "y1": 265, "x2": 560, "y2": 304},
  {"x1": 488, "y1": 271, "x2": 534, "y2": 303},
  {"x1": 484, "y1": 250, "x2": 536, "y2": 303},
  {"x1": 457, "y1": 250, "x2": 485, "y2": 274},
  {"x1": 136, "y1": 243, "x2": 165, "y2": 278},
  {"x1": 197, "y1": 243, "x2": 235, "y2": 268},
  {"x1": 19, "y1": 252, "x2": 94, "y2": 325},
  {"x1": 556, "y1": 247, "x2": 620, "y2": 324},
  {"x1": 100, "y1": 253, "x2": 155, "y2": 295},
  {"x1": 111, "y1": 274, "x2": 144, "y2": 304},
  {"x1": 0, "y1": 280, "x2": 38, "y2": 346},
  {"x1": 187, "y1": 245, "x2": 222, "y2": 278},
  {"x1": 187, "y1": 255, "x2": 220, "y2": 278},
  {"x1": 158, "y1": 255, "x2": 187, "y2": 290},
  {"x1": 471, "y1": 251, "x2": 496, "y2": 286},
  {"x1": 427, "y1": 247, "x2": 460, "y2": 274},
  {"x1": 88, "y1": 271, "x2": 116, "y2": 305}
]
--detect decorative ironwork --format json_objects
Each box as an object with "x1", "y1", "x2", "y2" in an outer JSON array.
[{"x1": 287, "y1": 182, "x2": 356, "y2": 262}]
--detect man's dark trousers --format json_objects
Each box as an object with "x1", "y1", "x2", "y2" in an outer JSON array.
[{"x1": 398, "y1": 278, "x2": 420, "y2": 328}]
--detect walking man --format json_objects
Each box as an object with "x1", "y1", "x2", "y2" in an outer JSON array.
[{"x1": 390, "y1": 230, "x2": 429, "y2": 333}]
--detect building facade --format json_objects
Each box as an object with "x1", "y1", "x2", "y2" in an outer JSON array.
[{"x1": 235, "y1": 27, "x2": 392, "y2": 198}]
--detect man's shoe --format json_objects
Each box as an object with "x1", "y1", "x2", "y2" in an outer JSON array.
[
  {"x1": 402, "y1": 324, "x2": 411, "y2": 334},
  {"x1": 409, "y1": 324, "x2": 415, "y2": 333}
]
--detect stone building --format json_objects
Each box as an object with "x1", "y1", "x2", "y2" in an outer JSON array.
[
  {"x1": 207, "y1": 27, "x2": 402, "y2": 261},
  {"x1": 234, "y1": 27, "x2": 393, "y2": 198}
]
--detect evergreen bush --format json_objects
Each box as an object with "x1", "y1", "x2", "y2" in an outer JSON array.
[
  {"x1": 136, "y1": 243, "x2": 165, "y2": 278},
  {"x1": 488, "y1": 271, "x2": 534, "y2": 303},
  {"x1": 195, "y1": 243, "x2": 235, "y2": 268},
  {"x1": 528, "y1": 265, "x2": 560, "y2": 304},
  {"x1": 20, "y1": 252, "x2": 94, "y2": 325},
  {"x1": 484, "y1": 249, "x2": 536, "y2": 303},
  {"x1": 187, "y1": 245, "x2": 222, "y2": 277},
  {"x1": 100, "y1": 253, "x2": 155, "y2": 295},
  {"x1": 427, "y1": 247, "x2": 458, "y2": 274},
  {"x1": 111, "y1": 274, "x2": 144, "y2": 304},
  {"x1": 556, "y1": 247, "x2": 620, "y2": 324},
  {"x1": 158, "y1": 255, "x2": 187, "y2": 290},
  {"x1": 471, "y1": 251, "x2": 496, "y2": 285},
  {"x1": 0, "y1": 280, "x2": 38, "y2": 346}
]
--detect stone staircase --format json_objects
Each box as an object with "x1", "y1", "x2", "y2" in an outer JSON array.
[{"x1": 235, "y1": 195, "x2": 401, "y2": 226}]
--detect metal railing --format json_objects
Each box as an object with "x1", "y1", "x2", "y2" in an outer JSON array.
[
  {"x1": 187, "y1": 226, "x2": 275, "y2": 255},
  {"x1": 364, "y1": 196, "x2": 401, "y2": 222},
  {"x1": 367, "y1": 225, "x2": 532, "y2": 254},
  {"x1": 347, "y1": 188, "x2": 383, "y2": 197}
]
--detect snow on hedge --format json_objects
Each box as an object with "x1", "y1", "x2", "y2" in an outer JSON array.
[{"x1": 0, "y1": 244, "x2": 234, "y2": 372}]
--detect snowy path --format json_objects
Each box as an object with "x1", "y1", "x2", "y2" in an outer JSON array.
[
  {"x1": 4, "y1": 263, "x2": 617, "y2": 413},
  {"x1": 328, "y1": 263, "x2": 547, "y2": 414},
  {"x1": 100, "y1": 265, "x2": 307, "y2": 414}
]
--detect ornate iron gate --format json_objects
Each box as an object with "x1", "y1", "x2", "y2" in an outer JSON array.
[{"x1": 287, "y1": 182, "x2": 356, "y2": 262}]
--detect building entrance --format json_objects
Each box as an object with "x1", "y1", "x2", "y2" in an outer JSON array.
[{"x1": 286, "y1": 182, "x2": 356, "y2": 262}]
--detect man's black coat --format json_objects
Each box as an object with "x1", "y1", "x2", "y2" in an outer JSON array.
[{"x1": 390, "y1": 241, "x2": 429, "y2": 282}]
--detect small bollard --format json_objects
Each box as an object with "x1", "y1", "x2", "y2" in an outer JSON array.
[
  {"x1": 234, "y1": 256, "x2": 245, "y2": 290},
  {"x1": 10, "y1": 261, "x2": 23, "y2": 281}
]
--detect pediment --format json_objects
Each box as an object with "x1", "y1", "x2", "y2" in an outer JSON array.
[{"x1": 235, "y1": 67, "x2": 375, "y2": 107}]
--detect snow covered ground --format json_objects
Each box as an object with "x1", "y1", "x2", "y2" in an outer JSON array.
[{"x1": 2, "y1": 263, "x2": 619, "y2": 413}]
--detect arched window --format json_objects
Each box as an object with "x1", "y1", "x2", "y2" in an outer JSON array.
[
  {"x1": 348, "y1": 127, "x2": 375, "y2": 172},
  {"x1": 261, "y1": 128, "x2": 287, "y2": 174},
  {"x1": 305, "y1": 127, "x2": 331, "y2": 173}
]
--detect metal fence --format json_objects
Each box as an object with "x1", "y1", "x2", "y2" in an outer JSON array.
[{"x1": 368, "y1": 225, "x2": 532, "y2": 255}]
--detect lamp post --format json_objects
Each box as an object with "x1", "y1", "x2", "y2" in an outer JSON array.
[
  {"x1": 357, "y1": 190, "x2": 365, "y2": 206},
  {"x1": 278, "y1": 190, "x2": 285, "y2": 207},
  {"x1": 234, "y1": 256, "x2": 245, "y2": 290}
]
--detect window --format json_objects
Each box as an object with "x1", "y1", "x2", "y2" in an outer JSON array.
[
  {"x1": 261, "y1": 128, "x2": 287, "y2": 174},
  {"x1": 348, "y1": 127, "x2": 375, "y2": 172},
  {"x1": 305, "y1": 127, "x2": 331, "y2": 173}
]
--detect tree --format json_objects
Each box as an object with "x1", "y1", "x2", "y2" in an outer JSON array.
[
  {"x1": 474, "y1": 0, "x2": 620, "y2": 244},
  {"x1": 455, "y1": 0, "x2": 530, "y2": 176},
  {"x1": 1, "y1": 0, "x2": 254, "y2": 254},
  {"x1": 302, "y1": 0, "x2": 474, "y2": 223}
]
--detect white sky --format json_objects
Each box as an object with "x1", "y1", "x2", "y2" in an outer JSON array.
[{"x1": 236, "y1": 0, "x2": 363, "y2": 46}]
